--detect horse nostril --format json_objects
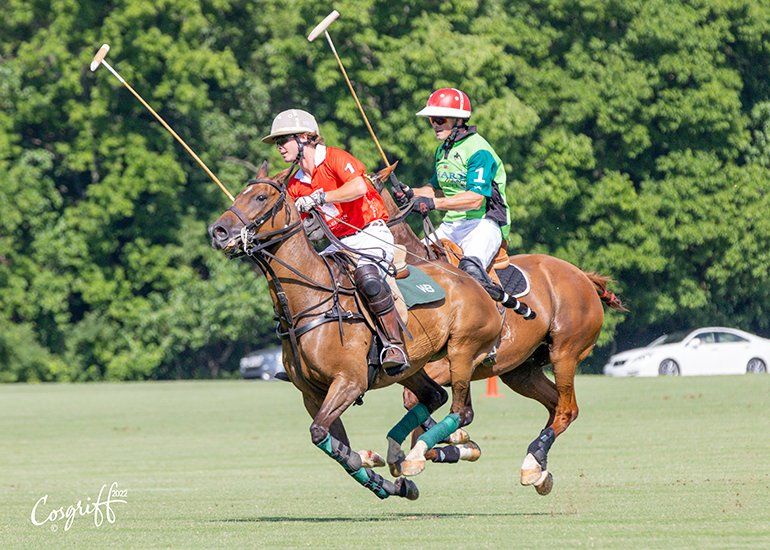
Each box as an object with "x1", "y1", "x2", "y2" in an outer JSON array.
[{"x1": 212, "y1": 225, "x2": 229, "y2": 242}]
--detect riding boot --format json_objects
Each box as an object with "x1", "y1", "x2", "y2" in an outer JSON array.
[
  {"x1": 458, "y1": 256, "x2": 536, "y2": 320},
  {"x1": 354, "y1": 264, "x2": 410, "y2": 376}
]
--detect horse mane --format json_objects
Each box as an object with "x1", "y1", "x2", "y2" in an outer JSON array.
[{"x1": 583, "y1": 272, "x2": 628, "y2": 311}]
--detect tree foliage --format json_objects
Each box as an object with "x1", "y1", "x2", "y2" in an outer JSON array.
[{"x1": 1, "y1": 0, "x2": 768, "y2": 379}]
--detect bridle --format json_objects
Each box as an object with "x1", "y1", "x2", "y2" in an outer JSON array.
[
  {"x1": 226, "y1": 177, "x2": 300, "y2": 256},
  {"x1": 224, "y1": 177, "x2": 366, "y2": 393}
]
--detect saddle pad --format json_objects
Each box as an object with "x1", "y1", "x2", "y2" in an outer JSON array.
[
  {"x1": 494, "y1": 263, "x2": 530, "y2": 299},
  {"x1": 395, "y1": 266, "x2": 446, "y2": 308}
]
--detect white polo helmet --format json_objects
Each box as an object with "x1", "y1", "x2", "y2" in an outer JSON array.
[{"x1": 261, "y1": 109, "x2": 319, "y2": 143}]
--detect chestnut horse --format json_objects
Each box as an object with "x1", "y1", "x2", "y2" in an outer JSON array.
[
  {"x1": 377, "y1": 183, "x2": 625, "y2": 495},
  {"x1": 208, "y1": 164, "x2": 505, "y2": 500}
]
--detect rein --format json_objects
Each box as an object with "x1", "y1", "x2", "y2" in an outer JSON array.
[{"x1": 233, "y1": 178, "x2": 365, "y2": 390}]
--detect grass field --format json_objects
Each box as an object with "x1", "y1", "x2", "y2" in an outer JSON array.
[{"x1": 0, "y1": 375, "x2": 768, "y2": 548}]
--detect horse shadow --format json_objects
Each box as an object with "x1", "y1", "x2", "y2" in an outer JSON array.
[{"x1": 212, "y1": 511, "x2": 565, "y2": 524}]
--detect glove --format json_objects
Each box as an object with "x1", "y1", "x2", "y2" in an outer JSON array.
[
  {"x1": 410, "y1": 196, "x2": 435, "y2": 216},
  {"x1": 302, "y1": 215, "x2": 325, "y2": 242},
  {"x1": 393, "y1": 185, "x2": 414, "y2": 208},
  {"x1": 295, "y1": 189, "x2": 326, "y2": 213}
]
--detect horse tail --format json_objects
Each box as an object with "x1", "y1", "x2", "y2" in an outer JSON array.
[{"x1": 583, "y1": 271, "x2": 628, "y2": 312}]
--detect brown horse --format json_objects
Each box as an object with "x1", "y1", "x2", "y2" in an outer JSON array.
[
  {"x1": 208, "y1": 163, "x2": 505, "y2": 499},
  {"x1": 377, "y1": 184, "x2": 626, "y2": 495}
]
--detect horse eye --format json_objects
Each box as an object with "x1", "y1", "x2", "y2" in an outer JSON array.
[{"x1": 256, "y1": 194, "x2": 267, "y2": 202}]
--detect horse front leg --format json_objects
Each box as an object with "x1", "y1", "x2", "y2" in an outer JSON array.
[
  {"x1": 306, "y1": 380, "x2": 418, "y2": 500},
  {"x1": 386, "y1": 369, "x2": 448, "y2": 477},
  {"x1": 423, "y1": 389, "x2": 481, "y2": 465},
  {"x1": 401, "y1": 350, "x2": 475, "y2": 477},
  {"x1": 402, "y1": 359, "x2": 472, "y2": 451}
]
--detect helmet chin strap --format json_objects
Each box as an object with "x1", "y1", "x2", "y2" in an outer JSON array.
[
  {"x1": 291, "y1": 135, "x2": 306, "y2": 172},
  {"x1": 441, "y1": 120, "x2": 471, "y2": 159}
]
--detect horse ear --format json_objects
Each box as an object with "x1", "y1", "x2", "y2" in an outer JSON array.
[
  {"x1": 272, "y1": 168, "x2": 292, "y2": 184},
  {"x1": 257, "y1": 161, "x2": 269, "y2": 178},
  {"x1": 374, "y1": 160, "x2": 398, "y2": 182}
]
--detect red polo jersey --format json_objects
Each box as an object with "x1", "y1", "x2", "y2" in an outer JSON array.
[{"x1": 287, "y1": 146, "x2": 389, "y2": 238}]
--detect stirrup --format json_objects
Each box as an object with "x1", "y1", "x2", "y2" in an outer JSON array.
[
  {"x1": 380, "y1": 345, "x2": 410, "y2": 376},
  {"x1": 482, "y1": 345, "x2": 498, "y2": 366}
]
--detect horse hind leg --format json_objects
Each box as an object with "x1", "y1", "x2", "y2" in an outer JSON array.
[
  {"x1": 518, "y1": 350, "x2": 583, "y2": 496},
  {"x1": 387, "y1": 369, "x2": 447, "y2": 477},
  {"x1": 499, "y1": 357, "x2": 559, "y2": 428},
  {"x1": 307, "y1": 380, "x2": 418, "y2": 500}
]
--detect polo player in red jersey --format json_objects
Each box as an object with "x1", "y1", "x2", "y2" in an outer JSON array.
[{"x1": 261, "y1": 109, "x2": 409, "y2": 376}]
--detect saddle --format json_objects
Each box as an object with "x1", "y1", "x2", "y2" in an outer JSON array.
[
  {"x1": 432, "y1": 239, "x2": 530, "y2": 299},
  {"x1": 325, "y1": 250, "x2": 445, "y2": 391}
]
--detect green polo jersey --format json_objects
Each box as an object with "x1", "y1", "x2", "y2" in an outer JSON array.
[{"x1": 429, "y1": 132, "x2": 511, "y2": 238}]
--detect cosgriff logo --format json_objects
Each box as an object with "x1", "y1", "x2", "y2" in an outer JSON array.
[{"x1": 30, "y1": 482, "x2": 128, "y2": 532}]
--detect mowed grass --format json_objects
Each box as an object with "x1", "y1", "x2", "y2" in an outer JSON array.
[{"x1": 0, "y1": 375, "x2": 768, "y2": 548}]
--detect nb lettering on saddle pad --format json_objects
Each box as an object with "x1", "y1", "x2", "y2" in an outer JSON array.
[{"x1": 395, "y1": 267, "x2": 446, "y2": 308}]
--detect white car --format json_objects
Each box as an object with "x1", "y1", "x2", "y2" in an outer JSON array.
[{"x1": 603, "y1": 327, "x2": 770, "y2": 377}]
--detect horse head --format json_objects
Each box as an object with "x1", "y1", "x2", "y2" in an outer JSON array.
[{"x1": 208, "y1": 162, "x2": 294, "y2": 256}]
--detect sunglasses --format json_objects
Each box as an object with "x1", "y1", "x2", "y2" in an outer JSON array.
[
  {"x1": 429, "y1": 117, "x2": 448, "y2": 126},
  {"x1": 274, "y1": 135, "x2": 295, "y2": 147}
]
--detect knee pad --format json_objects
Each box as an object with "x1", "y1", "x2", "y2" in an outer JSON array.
[{"x1": 354, "y1": 264, "x2": 383, "y2": 298}]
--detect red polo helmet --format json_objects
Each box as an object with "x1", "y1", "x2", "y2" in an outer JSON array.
[{"x1": 416, "y1": 88, "x2": 472, "y2": 119}]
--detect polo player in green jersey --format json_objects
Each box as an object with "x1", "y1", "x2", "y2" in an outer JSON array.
[{"x1": 400, "y1": 87, "x2": 529, "y2": 313}]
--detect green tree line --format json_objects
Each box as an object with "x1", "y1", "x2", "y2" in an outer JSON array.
[{"x1": 1, "y1": 0, "x2": 769, "y2": 380}]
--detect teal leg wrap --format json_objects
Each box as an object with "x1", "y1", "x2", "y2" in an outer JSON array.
[
  {"x1": 387, "y1": 403, "x2": 431, "y2": 444},
  {"x1": 315, "y1": 434, "x2": 391, "y2": 500},
  {"x1": 417, "y1": 413, "x2": 461, "y2": 450}
]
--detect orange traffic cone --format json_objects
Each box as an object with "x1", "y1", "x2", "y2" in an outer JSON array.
[{"x1": 485, "y1": 376, "x2": 502, "y2": 398}]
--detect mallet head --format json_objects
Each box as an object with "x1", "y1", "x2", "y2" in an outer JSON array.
[
  {"x1": 90, "y1": 43, "x2": 110, "y2": 72},
  {"x1": 308, "y1": 10, "x2": 340, "y2": 42}
]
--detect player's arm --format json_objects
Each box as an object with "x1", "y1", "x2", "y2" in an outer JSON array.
[
  {"x1": 434, "y1": 190, "x2": 483, "y2": 211},
  {"x1": 318, "y1": 152, "x2": 370, "y2": 203},
  {"x1": 324, "y1": 176, "x2": 367, "y2": 203},
  {"x1": 412, "y1": 166, "x2": 443, "y2": 198}
]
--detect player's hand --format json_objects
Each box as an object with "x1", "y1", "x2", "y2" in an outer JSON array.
[
  {"x1": 410, "y1": 196, "x2": 435, "y2": 216},
  {"x1": 295, "y1": 189, "x2": 326, "y2": 213}
]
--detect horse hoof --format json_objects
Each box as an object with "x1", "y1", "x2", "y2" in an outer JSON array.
[
  {"x1": 534, "y1": 471, "x2": 553, "y2": 496},
  {"x1": 520, "y1": 453, "x2": 543, "y2": 486},
  {"x1": 394, "y1": 477, "x2": 420, "y2": 500},
  {"x1": 358, "y1": 450, "x2": 385, "y2": 468},
  {"x1": 458, "y1": 441, "x2": 481, "y2": 462},
  {"x1": 400, "y1": 458, "x2": 426, "y2": 477},
  {"x1": 521, "y1": 469, "x2": 541, "y2": 485},
  {"x1": 448, "y1": 428, "x2": 470, "y2": 444},
  {"x1": 388, "y1": 460, "x2": 403, "y2": 478}
]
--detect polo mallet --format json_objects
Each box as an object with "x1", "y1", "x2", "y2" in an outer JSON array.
[
  {"x1": 89, "y1": 44, "x2": 235, "y2": 202},
  {"x1": 308, "y1": 11, "x2": 391, "y2": 169}
]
